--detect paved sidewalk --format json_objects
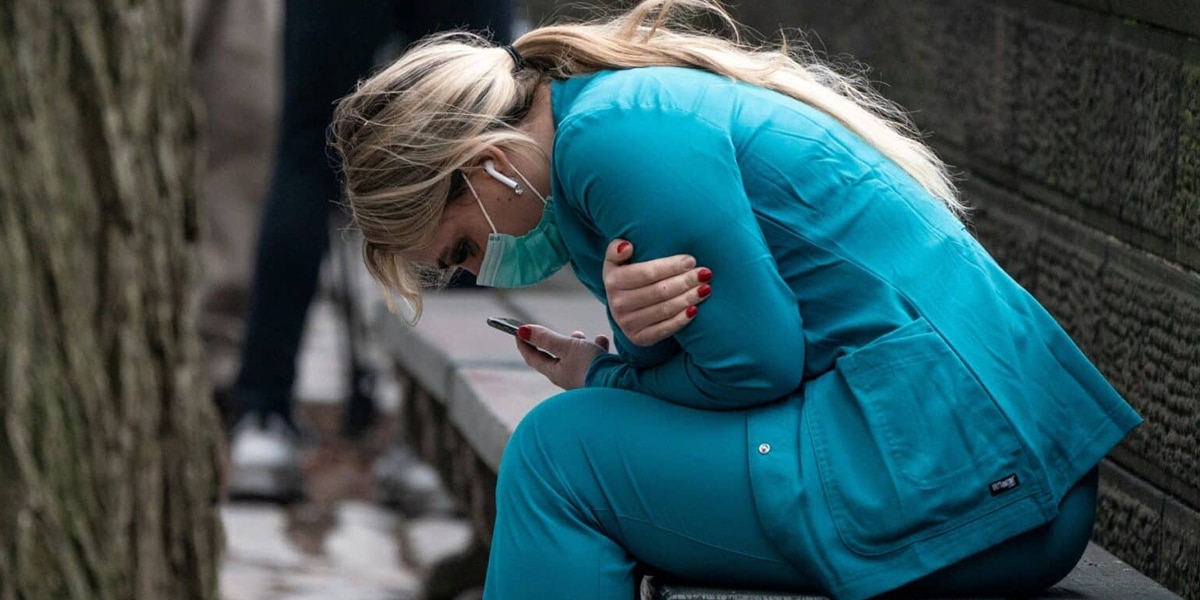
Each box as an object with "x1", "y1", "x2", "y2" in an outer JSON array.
[
  {"x1": 221, "y1": 502, "x2": 416, "y2": 600},
  {"x1": 219, "y1": 268, "x2": 475, "y2": 600}
]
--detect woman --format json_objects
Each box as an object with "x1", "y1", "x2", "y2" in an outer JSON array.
[{"x1": 331, "y1": 2, "x2": 1141, "y2": 598}]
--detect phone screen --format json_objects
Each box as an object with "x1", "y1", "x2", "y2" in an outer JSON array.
[{"x1": 486, "y1": 317, "x2": 525, "y2": 336}]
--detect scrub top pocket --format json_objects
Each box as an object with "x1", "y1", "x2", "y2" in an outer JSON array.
[{"x1": 807, "y1": 317, "x2": 1029, "y2": 557}]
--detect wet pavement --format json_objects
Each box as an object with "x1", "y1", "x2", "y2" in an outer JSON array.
[
  {"x1": 219, "y1": 286, "x2": 476, "y2": 600},
  {"x1": 221, "y1": 502, "x2": 416, "y2": 600}
]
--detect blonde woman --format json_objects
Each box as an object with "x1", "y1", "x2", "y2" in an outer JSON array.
[{"x1": 332, "y1": 2, "x2": 1140, "y2": 598}]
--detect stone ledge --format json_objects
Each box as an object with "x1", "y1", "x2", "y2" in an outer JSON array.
[
  {"x1": 379, "y1": 282, "x2": 1182, "y2": 599},
  {"x1": 500, "y1": 285, "x2": 613, "y2": 340},
  {"x1": 448, "y1": 368, "x2": 558, "y2": 473},
  {"x1": 379, "y1": 291, "x2": 525, "y2": 400},
  {"x1": 643, "y1": 543, "x2": 1182, "y2": 599},
  {"x1": 1056, "y1": 543, "x2": 1186, "y2": 600}
]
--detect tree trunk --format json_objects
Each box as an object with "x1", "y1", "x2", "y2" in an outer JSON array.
[{"x1": 0, "y1": 2, "x2": 221, "y2": 599}]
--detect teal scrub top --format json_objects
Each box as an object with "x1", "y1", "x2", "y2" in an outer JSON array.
[{"x1": 547, "y1": 67, "x2": 1141, "y2": 599}]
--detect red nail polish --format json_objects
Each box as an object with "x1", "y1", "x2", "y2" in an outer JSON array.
[
  {"x1": 617, "y1": 241, "x2": 631, "y2": 254},
  {"x1": 686, "y1": 305, "x2": 698, "y2": 318},
  {"x1": 698, "y1": 284, "x2": 711, "y2": 298},
  {"x1": 517, "y1": 325, "x2": 532, "y2": 341},
  {"x1": 697, "y1": 268, "x2": 713, "y2": 283}
]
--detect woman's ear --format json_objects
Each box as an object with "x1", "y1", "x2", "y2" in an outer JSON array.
[
  {"x1": 483, "y1": 159, "x2": 523, "y2": 194},
  {"x1": 467, "y1": 146, "x2": 510, "y2": 173},
  {"x1": 470, "y1": 147, "x2": 523, "y2": 194}
]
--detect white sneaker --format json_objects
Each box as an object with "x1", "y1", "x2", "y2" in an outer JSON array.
[{"x1": 227, "y1": 413, "x2": 303, "y2": 501}]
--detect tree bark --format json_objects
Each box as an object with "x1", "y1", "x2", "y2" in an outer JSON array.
[{"x1": 0, "y1": 2, "x2": 221, "y2": 599}]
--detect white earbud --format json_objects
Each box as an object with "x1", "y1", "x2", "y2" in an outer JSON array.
[{"x1": 483, "y1": 160, "x2": 524, "y2": 195}]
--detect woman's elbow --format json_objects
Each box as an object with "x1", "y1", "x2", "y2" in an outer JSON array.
[
  {"x1": 750, "y1": 356, "x2": 804, "y2": 399},
  {"x1": 699, "y1": 352, "x2": 804, "y2": 404},
  {"x1": 749, "y1": 337, "x2": 805, "y2": 394}
]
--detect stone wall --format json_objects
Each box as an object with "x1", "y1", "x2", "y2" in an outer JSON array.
[{"x1": 522, "y1": 1, "x2": 1199, "y2": 597}]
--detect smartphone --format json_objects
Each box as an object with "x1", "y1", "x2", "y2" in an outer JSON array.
[{"x1": 486, "y1": 316, "x2": 526, "y2": 336}]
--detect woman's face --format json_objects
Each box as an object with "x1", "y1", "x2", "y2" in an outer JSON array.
[
  {"x1": 405, "y1": 149, "x2": 549, "y2": 277},
  {"x1": 405, "y1": 85, "x2": 557, "y2": 278}
]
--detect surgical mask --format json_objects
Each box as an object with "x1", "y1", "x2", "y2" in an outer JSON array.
[{"x1": 464, "y1": 167, "x2": 570, "y2": 288}]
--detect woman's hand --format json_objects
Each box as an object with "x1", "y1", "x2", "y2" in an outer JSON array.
[
  {"x1": 602, "y1": 239, "x2": 712, "y2": 347},
  {"x1": 516, "y1": 325, "x2": 611, "y2": 390}
]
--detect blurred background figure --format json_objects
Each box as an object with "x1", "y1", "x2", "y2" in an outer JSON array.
[
  {"x1": 227, "y1": 1, "x2": 514, "y2": 502},
  {"x1": 185, "y1": 0, "x2": 281, "y2": 414}
]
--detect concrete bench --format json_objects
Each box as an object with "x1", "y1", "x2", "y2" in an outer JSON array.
[
  {"x1": 641, "y1": 542, "x2": 1180, "y2": 599},
  {"x1": 376, "y1": 274, "x2": 1182, "y2": 600}
]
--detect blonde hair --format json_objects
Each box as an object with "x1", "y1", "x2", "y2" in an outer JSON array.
[{"x1": 332, "y1": 0, "x2": 961, "y2": 320}]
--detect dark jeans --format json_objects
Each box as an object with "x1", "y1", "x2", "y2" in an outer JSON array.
[{"x1": 235, "y1": 0, "x2": 512, "y2": 420}]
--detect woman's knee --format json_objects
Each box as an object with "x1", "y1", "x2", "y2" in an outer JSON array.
[
  {"x1": 503, "y1": 387, "x2": 638, "y2": 453},
  {"x1": 495, "y1": 389, "x2": 614, "y2": 497}
]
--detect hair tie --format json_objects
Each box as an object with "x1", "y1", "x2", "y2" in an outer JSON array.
[{"x1": 502, "y1": 44, "x2": 527, "y2": 72}]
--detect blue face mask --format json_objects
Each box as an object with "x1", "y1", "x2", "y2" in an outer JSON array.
[{"x1": 465, "y1": 173, "x2": 570, "y2": 288}]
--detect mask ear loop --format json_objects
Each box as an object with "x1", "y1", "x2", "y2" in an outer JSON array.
[
  {"x1": 462, "y1": 176, "x2": 498, "y2": 234},
  {"x1": 483, "y1": 160, "x2": 524, "y2": 195}
]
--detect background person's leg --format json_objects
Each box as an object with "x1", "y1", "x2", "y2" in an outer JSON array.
[
  {"x1": 234, "y1": 0, "x2": 394, "y2": 425},
  {"x1": 185, "y1": 0, "x2": 281, "y2": 424},
  {"x1": 483, "y1": 388, "x2": 817, "y2": 599},
  {"x1": 228, "y1": 1, "x2": 394, "y2": 499}
]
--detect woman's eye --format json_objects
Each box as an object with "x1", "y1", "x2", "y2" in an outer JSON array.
[{"x1": 451, "y1": 240, "x2": 470, "y2": 265}]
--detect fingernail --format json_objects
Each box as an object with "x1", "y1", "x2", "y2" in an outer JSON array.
[
  {"x1": 682, "y1": 255, "x2": 696, "y2": 269},
  {"x1": 697, "y1": 268, "x2": 713, "y2": 283},
  {"x1": 517, "y1": 325, "x2": 532, "y2": 341},
  {"x1": 686, "y1": 305, "x2": 698, "y2": 318},
  {"x1": 698, "y1": 284, "x2": 711, "y2": 298},
  {"x1": 617, "y1": 242, "x2": 630, "y2": 254}
]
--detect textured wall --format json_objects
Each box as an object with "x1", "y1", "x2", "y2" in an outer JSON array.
[
  {"x1": 733, "y1": 2, "x2": 1200, "y2": 597},
  {"x1": 520, "y1": 0, "x2": 1200, "y2": 597}
]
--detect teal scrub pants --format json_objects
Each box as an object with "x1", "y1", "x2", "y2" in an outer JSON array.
[{"x1": 482, "y1": 388, "x2": 1098, "y2": 599}]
